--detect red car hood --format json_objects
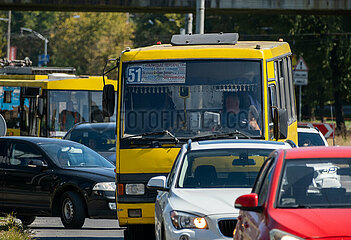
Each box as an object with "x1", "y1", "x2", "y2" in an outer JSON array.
[{"x1": 270, "y1": 208, "x2": 351, "y2": 239}]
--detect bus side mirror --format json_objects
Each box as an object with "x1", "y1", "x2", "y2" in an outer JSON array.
[
  {"x1": 273, "y1": 108, "x2": 288, "y2": 140},
  {"x1": 37, "y1": 98, "x2": 44, "y2": 117},
  {"x1": 102, "y1": 84, "x2": 115, "y2": 117}
]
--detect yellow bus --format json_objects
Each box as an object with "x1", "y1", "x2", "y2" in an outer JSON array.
[
  {"x1": 102, "y1": 33, "x2": 297, "y2": 239},
  {"x1": 0, "y1": 64, "x2": 116, "y2": 137}
]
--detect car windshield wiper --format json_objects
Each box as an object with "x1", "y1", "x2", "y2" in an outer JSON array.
[
  {"x1": 191, "y1": 130, "x2": 252, "y2": 141},
  {"x1": 278, "y1": 204, "x2": 312, "y2": 209},
  {"x1": 123, "y1": 130, "x2": 179, "y2": 144}
]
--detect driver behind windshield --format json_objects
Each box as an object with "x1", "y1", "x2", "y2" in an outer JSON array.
[{"x1": 221, "y1": 93, "x2": 261, "y2": 133}]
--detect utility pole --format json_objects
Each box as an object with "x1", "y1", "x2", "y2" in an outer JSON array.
[
  {"x1": 7, "y1": 11, "x2": 11, "y2": 59},
  {"x1": 196, "y1": 0, "x2": 204, "y2": 34},
  {"x1": 185, "y1": 13, "x2": 193, "y2": 34},
  {"x1": 0, "y1": 11, "x2": 11, "y2": 59}
]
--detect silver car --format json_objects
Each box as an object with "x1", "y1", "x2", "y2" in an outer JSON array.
[{"x1": 147, "y1": 139, "x2": 291, "y2": 240}]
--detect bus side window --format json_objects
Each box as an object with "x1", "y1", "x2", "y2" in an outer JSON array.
[
  {"x1": 282, "y1": 58, "x2": 292, "y2": 121},
  {"x1": 277, "y1": 60, "x2": 286, "y2": 111},
  {"x1": 287, "y1": 57, "x2": 297, "y2": 121},
  {"x1": 273, "y1": 62, "x2": 281, "y2": 109}
]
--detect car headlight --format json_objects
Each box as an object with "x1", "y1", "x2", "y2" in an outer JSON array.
[
  {"x1": 125, "y1": 183, "x2": 145, "y2": 195},
  {"x1": 93, "y1": 182, "x2": 116, "y2": 191},
  {"x1": 270, "y1": 229, "x2": 304, "y2": 240},
  {"x1": 170, "y1": 211, "x2": 208, "y2": 230}
]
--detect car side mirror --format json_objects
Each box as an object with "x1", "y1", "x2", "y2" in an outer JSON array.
[
  {"x1": 234, "y1": 193, "x2": 262, "y2": 212},
  {"x1": 102, "y1": 84, "x2": 115, "y2": 117},
  {"x1": 147, "y1": 176, "x2": 169, "y2": 191}
]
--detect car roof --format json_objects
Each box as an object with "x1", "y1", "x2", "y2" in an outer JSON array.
[
  {"x1": 297, "y1": 127, "x2": 320, "y2": 134},
  {"x1": 70, "y1": 122, "x2": 116, "y2": 130},
  {"x1": 189, "y1": 139, "x2": 291, "y2": 151},
  {"x1": 0, "y1": 136, "x2": 76, "y2": 144},
  {"x1": 284, "y1": 146, "x2": 351, "y2": 159}
]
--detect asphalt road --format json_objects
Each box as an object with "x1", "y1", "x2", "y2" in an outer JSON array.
[{"x1": 31, "y1": 217, "x2": 124, "y2": 240}]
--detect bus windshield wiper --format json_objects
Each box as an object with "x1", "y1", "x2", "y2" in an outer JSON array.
[
  {"x1": 123, "y1": 130, "x2": 179, "y2": 144},
  {"x1": 191, "y1": 130, "x2": 251, "y2": 141}
]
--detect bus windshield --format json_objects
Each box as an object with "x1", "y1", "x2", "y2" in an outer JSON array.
[{"x1": 122, "y1": 60, "x2": 263, "y2": 139}]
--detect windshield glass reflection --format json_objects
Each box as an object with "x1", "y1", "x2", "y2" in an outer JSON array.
[
  {"x1": 177, "y1": 148, "x2": 273, "y2": 188},
  {"x1": 122, "y1": 60, "x2": 262, "y2": 139},
  {"x1": 278, "y1": 158, "x2": 351, "y2": 208},
  {"x1": 40, "y1": 141, "x2": 114, "y2": 168}
]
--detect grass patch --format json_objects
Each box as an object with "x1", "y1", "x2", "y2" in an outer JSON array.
[{"x1": 0, "y1": 214, "x2": 32, "y2": 240}]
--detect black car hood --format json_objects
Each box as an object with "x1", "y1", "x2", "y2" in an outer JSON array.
[{"x1": 63, "y1": 167, "x2": 115, "y2": 181}]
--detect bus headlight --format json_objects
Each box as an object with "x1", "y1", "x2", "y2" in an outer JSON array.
[
  {"x1": 170, "y1": 211, "x2": 208, "y2": 230},
  {"x1": 93, "y1": 182, "x2": 116, "y2": 191},
  {"x1": 125, "y1": 184, "x2": 145, "y2": 195}
]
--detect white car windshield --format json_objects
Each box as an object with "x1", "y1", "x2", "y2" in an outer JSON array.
[
  {"x1": 177, "y1": 148, "x2": 274, "y2": 188},
  {"x1": 40, "y1": 142, "x2": 114, "y2": 168}
]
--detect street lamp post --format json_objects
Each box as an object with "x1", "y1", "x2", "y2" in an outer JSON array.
[{"x1": 20, "y1": 27, "x2": 49, "y2": 66}]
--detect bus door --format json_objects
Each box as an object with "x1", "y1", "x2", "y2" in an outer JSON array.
[{"x1": 20, "y1": 87, "x2": 46, "y2": 137}]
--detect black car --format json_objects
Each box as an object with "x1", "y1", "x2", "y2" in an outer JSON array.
[
  {"x1": 0, "y1": 136, "x2": 116, "y2": 229},
  {"x1": 63, "y1": 122, "x2": 116, "y2": 165}
]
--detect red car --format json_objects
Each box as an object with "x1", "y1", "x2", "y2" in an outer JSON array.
[{"x1": 234, "y1": 147, "x2": 351, "y2": 240}]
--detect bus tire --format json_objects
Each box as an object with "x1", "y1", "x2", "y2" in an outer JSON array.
[{"x1": 60, "y1": 191, "x2": 86, "y2": 229}]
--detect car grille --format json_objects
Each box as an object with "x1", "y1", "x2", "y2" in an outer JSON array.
[{"x1": 218, "y1": 219, "x2": 237, "y2": 238}]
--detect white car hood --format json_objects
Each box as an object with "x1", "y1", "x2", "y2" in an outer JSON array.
[{"x1": 169, "y1": 188, "x2": 251, "y2": 216}]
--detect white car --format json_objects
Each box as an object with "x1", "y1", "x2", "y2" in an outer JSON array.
[
  {"x1": 298, "y1": 126, "x2": 328, "y2": 147},
  {"x1": 147, "y1": 139, "x2": 292, "y2": 240}
]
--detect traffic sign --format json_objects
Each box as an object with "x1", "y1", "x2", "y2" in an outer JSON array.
[
  {"x1": 299, "y1": 122, "x2": 335, "y2": 138},
  {"x1": 294, "y1": 56, "x2": 309, "y2": 71},
  {"x1": 293, "y1": 56, "x2": 308, "y2": 86},
  {"x1": 293, "y1": 71, "x2": 308, "y2": 85},
  {"x1": 38, "y1": 54, "x2": 49, "y2": 66}
]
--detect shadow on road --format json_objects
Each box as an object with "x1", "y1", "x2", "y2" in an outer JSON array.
[
  {"x1": 31, "y1": 226, "x2": 124, "y2": 230},
  {"x1": 34, "y1": 238, "x2": 124, "y2": 240}
]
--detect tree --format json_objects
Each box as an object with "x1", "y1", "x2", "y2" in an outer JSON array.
[
  {"x1": 9, "y1": 11, "x2": 56, "y2": 65},
  {"x1": 51, "y1": 12, "x2": 134, "y2": 75},
  {"x1": 132, "y1": 13, "x2": 184, "y2": 47}
]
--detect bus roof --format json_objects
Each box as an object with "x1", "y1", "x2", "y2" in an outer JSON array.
[
  {"x1": 0, "y1": 75, "x2": 117, "y2": 91},
  {"x1": 122, "y1": 41, "x2": 291, "y2": 62}
]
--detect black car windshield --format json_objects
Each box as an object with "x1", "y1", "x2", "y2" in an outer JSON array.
[
  {"x1": 122, "y1": 60, "x2": 263, "y2": 139},
  {"x1": 177, "y1": 148, "x2": 273, "y2": 188},
  {"x1": 277, "y1": 158, "x2": 351, "y2": 208},
  {"x1": 64, "y1": 125, "x2": 116, "y2": 152},
  {"x1": 40, "y1": 141, "x2": 114, "y2": 168}
]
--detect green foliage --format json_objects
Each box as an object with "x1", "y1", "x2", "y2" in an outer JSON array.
[
  {"x1": 0, "y1": 214, "x2": 32, "y2": 240},
  {"x1": 6, "y1": 11, "x2": 56, "y2": 65},
  {"x1": 51, "y1": 12, "x2": 134, "y2": 75},
  {"x1": 132, "y1": 13, "x2": 184, "y2": 47}
]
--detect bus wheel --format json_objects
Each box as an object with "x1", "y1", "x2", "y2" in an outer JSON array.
[
  {"x1": 124, "y1": 224, "x2": 155, "y2": 240},
  {"x1": 60, "y1": 191, "x2": 86, "y2": 229}
]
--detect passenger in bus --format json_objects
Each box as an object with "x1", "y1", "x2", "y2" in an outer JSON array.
[
  {"x1": 60, "y1": 101, "x2": 82, "y2": 131},
  {"x1": 248, "y1": 105, "x2": 261, "y2": 134}
]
